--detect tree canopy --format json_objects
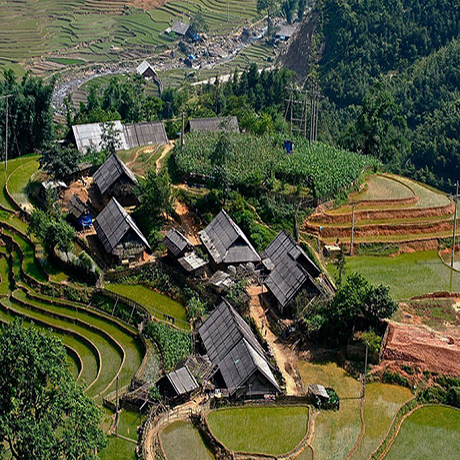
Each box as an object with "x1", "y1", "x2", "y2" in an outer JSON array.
[{"x1": 0, "y1": 320, "x2": 106, "y2": 460}]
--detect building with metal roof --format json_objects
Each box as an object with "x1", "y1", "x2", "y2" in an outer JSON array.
[
  {"x1": 171, "y1": 20, "x2": 190, "y2": 36},
  {"x1": 93, "y1": 154, "x2": 138, "y2": 205},
  {"x1": 185, "y1": 116, "x2": 239, "y2": 134},
  {"x1": 94, "y1": 197, "x2": 150, "y2": 264},
  {"x1": 123, "y1": 122, "x2": 168, "y2": 147},
  {"x1": 261, "y1": 230, "x2": 324, "y2": 314},
  {"x1": 275, "y1": 24, "x2": 297, "y2": 40},
  {"x1": 178, "y1": 252, "x2": 207, "y2": 275},
  {"x1": 199, "y1": 210, "x2": 260, "y2": 269},
  {"x1": 136, "y1": 60, "x2": 157, "y2": 79},
  {"x1": 72, "y1": 121, "x2": 168, "y2": 154},
  {"x1": 198, "y1": 299, "x2": 279, "y2": 397},
  {"x1": 72, "y1": 121, "x2": 127, "y2": 154},
  {"x1": 159, "y1": 366, "x2": 199, "y2": 398}
]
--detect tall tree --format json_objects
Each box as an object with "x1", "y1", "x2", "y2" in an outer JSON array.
[{"x1": 0, "y1": 320, "x2": 106, "y2": 460}]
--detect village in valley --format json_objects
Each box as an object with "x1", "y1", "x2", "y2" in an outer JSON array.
[{"x1": 1, "y1": 1, "x2": 460, "y2": 460}]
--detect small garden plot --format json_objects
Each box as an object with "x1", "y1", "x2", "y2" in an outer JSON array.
[
  {"x1": 117, "y1": 409, "x2": 144, "y2": 441},
  {"x1": 384, "y1": 406, "x2": 460, "y2": 460},
  {"x1": 349, "y1": 383, "x2": 413, "y2": 460},
  {"x1": 207, "y1": 406, "x2": 308, "y2": 456},
  {"x1": 297, "y1": 360, "x2": 361, "y2": 399},
  {"x1": 160, "y1": 420, "x2": 215, "y2": 460},
  {"x1": 105, "y1": 284, "x2": 189, "y2": 329},
  {"x1": 345, "y1": 250, "x2": 460, "y2": 299}
]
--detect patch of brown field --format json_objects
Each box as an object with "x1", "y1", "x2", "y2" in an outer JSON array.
[
  {"x1": 131, "y1": 0, "x2": 169, "y2": 11},
  {"x1": 381, "y1": 322, "x2": 460, "y2": 376}
]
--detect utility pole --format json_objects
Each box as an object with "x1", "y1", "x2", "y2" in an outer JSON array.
[
  {"x1": 350, "y1": 203, "x2": 356, "y2": 256},
  {"x1": 452, "y1": 180, "x2": 459, "y2": 269},
  {"x1": 363, "y1": 341, "x2": 369, "y2": 398},
  {"x1": 115, "y1": 375, "x2": 119, "y2": 437},
  {"x1": 181, "y1": 111, "x2": 185, "y2": 152},
  {"x1": 0, "y1": 94, "x2": 13, "y2": 181},
  {"x1": 227, "y1": 2, "x2": 230, "y2": 22}
]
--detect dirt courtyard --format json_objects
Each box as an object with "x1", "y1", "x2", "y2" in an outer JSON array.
[{"x1": 382, "y1": 321, "x2": 460, "y2": 376}]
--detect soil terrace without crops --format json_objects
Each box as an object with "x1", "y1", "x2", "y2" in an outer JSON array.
[{"x1": 306, "y1": 174, "x2": 455, "y2": 249}]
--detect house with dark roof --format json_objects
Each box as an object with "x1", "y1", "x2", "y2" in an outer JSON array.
[
  {"x1": 199, "y1": 210, "x2": 260, "y2": 270},
  {"x1": 65, "y1": 195, "x2": 92, "y2": 229},
  {"x1": 93, "y1": 197, "x2": 150, "y2": 264},
  {"x1": 163, "y1": 228, "x2": 194, "y2": 258},
  {"x1": 185, "y1": 116, "x2": 239, "y2": 134},
  {"x1": 198, "y1": 299, "x2": 279, "y2": 397},
  {"x1": 261, "y1": 230, "x2": 327, "y2": 315},
  {"x1": 93, "y1": 154, "x2": 138, "y2": 206},
  {"x1": 157, "y1": 366, "x2": 199, "y2": 402},
  {"x1": 163, "y1": 228, "x2": 208, "y2": 276}
]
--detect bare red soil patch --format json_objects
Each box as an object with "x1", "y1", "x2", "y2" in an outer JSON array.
[{"x1": 382, "y1": 322, "x2": 460, "y2": 376}]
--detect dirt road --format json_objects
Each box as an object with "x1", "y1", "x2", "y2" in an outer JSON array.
[{"x1": 247, "y1": 284, "x2": 300, "y2": 395}]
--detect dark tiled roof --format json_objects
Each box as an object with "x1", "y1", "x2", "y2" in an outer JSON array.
[
  {"x1": 171, "y1": 20, "x2": 190, "y2": 35},
  {"x1": 199, "y1": 210, "x2": 260, "y2": 265},
  {"x1": 123, "y1": 122, "x2": 168, "y2": 147},
  {"x1": 66, "y1": 194, "x2": 87, "y2": 219},
  {"x1": 93, "y1": 154, "x2": 138, "y2": 195},
  {"x1": 262, "y1": 230, "x2": 322, "y2": 308},
  {"x1": 198, "y1": 300, "x2": 279, "y2": 394},
  {"x1": 94, "y1": 197, "x2": 150, "y2": 254},
  {"x1": 166, "y1": 366, "x2": 198, "y2": 395},
  {"x1": 163, "y1": 228, "x2": 193, "y2": 258},
  {"x1": 187, "y1": 116, "x2": 239, "y2": 133}
]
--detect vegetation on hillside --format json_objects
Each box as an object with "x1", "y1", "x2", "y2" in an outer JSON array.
[{"x1": 282, "y1": 0, "x2": 460, "y2": 191}]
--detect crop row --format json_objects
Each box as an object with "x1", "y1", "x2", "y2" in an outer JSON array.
[{"x1": 175, "y1": 132, "x2": 380, "y2": 199}]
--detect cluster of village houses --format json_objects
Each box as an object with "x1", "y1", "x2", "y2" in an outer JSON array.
[{"x1": 46, "y1": 112, "x2": 333, "y2": 401}]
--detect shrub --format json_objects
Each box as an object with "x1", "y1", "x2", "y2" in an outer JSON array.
[
  {"x1": 382, "y1": 371, "x2": 411, "y2": 388},
  {"x1": 144, "y1": 321, "x2": 191, "y2": 372}
]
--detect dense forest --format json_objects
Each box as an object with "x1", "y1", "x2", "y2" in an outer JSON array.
[{"x1": 282, "y1": 0, "x2": 460, "y2": 191}]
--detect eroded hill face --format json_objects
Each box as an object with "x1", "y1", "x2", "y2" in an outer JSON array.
[{"x1": 278, "y1": 12, "x2": 319, "y2": 81}]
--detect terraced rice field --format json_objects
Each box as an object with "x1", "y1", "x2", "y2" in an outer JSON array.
[
  {"x1": 295, "y1": 360, "x2": 415, "y2": 460},
  {"x1": 0, "y1": 0, "x2": 260, "y2": 73},
  {"x1": 349, "y1": 384, "x2": 413, "y2": 460},
  {"x1": 297, "y1": 361, "x2": 362, "y2": 460},
  {"x1": 207, "y1": 406, "x2": 308, "y2": 456},
  {"x1": 383, "y1": 406, "x2": 460, "y2": 460},
  {"x1": 0, "y1": 155, "x2": 149, "y2": 459},
  {"x1": 307, "y1": 173, "x2": 454, "y2": 245},
  {"x1": 105, "y1": 283, "x2": 189, "y2": 329},
  {"x1": 344, "y1": 250, "x2": 460, "y2": 299},
  {"x1": 160, "y1": 420, "x2": 215, "y2": 460}
]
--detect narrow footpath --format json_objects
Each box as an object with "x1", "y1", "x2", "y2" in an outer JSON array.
[{"x1": 247, "y1": 284, "x2": 301, "y2": 396}]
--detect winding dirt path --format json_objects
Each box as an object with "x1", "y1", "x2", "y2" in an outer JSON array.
[
  {"x1": 156, "y1": 142, "x2": 174, "y2": 171},
  {"x1": 247, "y1": 284, "x2": 300, "y2": 396},
  {"x1": 174, "y1": 199, "x2": 200, "y2": 245}
]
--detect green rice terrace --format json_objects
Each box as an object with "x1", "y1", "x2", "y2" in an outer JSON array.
[{"x1": 0, "y1": 0, "x2": 261, "y2": 74}]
